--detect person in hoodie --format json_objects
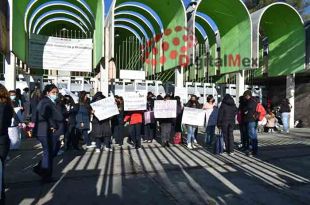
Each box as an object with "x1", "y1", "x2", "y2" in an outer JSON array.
[
  {"x1": 217, "y1": 94, "x2": 237, "y2": 155},
  {"x1": 32, "y1": 84, "x2": 59, "y2": 182},
  {"x1": 203, "y1": 95, "x2": 218, "y2": 146}
]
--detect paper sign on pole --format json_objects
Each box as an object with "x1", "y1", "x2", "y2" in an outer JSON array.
[
  {"x1": 123, "y1": 92, "x2": 146, "y2": 111},
  {"x1": 182, "y1": 107, "x2": 205, "y2": 127},
  {"x1": 154, "y1": 100, "x2": 177, "y2": 118},
  {"x1": 90, "y1": 97, "x2": 119, "y2": 121}
]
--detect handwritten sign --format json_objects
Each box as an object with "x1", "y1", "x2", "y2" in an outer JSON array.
[
  {"x1": 182, "y1": 107, "x2": 205, "y2": 126},
  {"x1": 154, "y1": 100, "x2": 177, "y2": 118},
  {"x1": 123, "y1": 92, "x2": 147, "y2": 111},
  {"x1": 90, "y1": 97, "x2": 119, "y2": 121}
]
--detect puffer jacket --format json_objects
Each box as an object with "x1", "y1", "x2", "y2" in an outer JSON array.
[{"x1": 217, "y1": 95, "x2": 237, "y2": 127}]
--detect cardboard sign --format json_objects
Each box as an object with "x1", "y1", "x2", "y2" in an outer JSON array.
[
  {"x1": 154, "y1": 100, "x2": 177, "y2": 118},
  {"x1": 182, "y1": 107, "x2": 205, "y2": 126},
  {"x1": 90, "y1": 97, "x2": 119, "y2": 121},
  {"x1": 123, "y1": 92, "x2": 147, "y2": 111}
]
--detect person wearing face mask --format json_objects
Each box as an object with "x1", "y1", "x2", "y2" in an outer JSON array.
[
  {"x1": 32, "y1": 84, "x2": 59, "y2": 182},
  {"x1": 63, "y1": 95, "x2": 79, "y2": 150}
]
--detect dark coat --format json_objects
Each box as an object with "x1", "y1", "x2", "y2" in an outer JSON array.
[
  {"x1": 91, "y1": 116, "x2": 112, "y2": 138},
  {"x1": 53, "y1": 103, "x2": 65, "y2": 136},
  {"x1": 244, "y1": 97, "x2": 258, "y2": 123},
  {"x1": 65, "y1": 104, "x2": 78, "y2": 127},
  {"x1": 0, "y1": 103, "x2": 14, "y2": 138},
  {"x1": 279, "y1": 101, "x2": 291, "y2": 113},
  {"x1": 33, "y1": 97, "x2": 57, "y2": 137},
  {"x1": 217, "y1": 95, "x2": 238, "y2": 127}
]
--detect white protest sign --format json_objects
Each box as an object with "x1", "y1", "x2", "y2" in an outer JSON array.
[
  {"x1": 123, "y1": 92, "x2": 146, "y2": 111},
  {"x1": 174, "y1": 87, "x2": 188, "y2": 102},
  {"x1": 154, "y1": 100, "x2": 177, "y2": 118},
  {"x1": 90, "y1": 97, "x2": 119, "y2": 121},
  {"x1": 182, "y1": 107, "x2": 205, "y2": 126}
]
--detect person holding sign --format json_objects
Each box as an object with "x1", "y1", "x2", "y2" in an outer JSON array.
[
  {"x1": 157, "y1": 95, "x2": 176, "y2": 148},
  {"x1": 90, "y1": 92, "x2": 113, "y2": 153},
  {"x1": 143, "y1": 92, "x2": 156, "y2": 143},
  {"x1": 217, "y1": 94, "x2": 237, "y2": 155},
  {"x1": 185, "y1": 95, "x2": 202, "y2": 150}
]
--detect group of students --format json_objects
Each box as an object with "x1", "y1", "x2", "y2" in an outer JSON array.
[{"x1": 1, "y1": 82, "x2": 290, "y2": 203}]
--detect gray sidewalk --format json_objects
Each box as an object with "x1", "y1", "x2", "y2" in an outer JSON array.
[{"x1": 4, "y1": 128, "x2": 310, "y2": 205}]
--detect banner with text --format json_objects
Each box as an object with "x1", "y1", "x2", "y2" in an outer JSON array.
[
  {"x1": 154, "y1": 100, "x2": 177, "y2": 118},
  {"x1": 123, "y1": 92, "x2": 147, "y2": 111},
  {"x1": 29, "y1": 34, "x2": 93, "y2": 71},
  {"x1": 182, "y1": 107, "x2": 205, "y2": 127},
  {"x1": 90, "y1": 97, "x2": 119, "y2": 121}
]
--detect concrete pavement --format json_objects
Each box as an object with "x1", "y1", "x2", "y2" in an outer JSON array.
[{"x1": 4, "y1": 128, "x2": 310, "y2": 205}]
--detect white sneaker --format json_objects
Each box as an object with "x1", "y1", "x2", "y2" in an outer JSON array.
[
  {"x1": 91, "y1": 142, "x2": 96, "y2": 146},
  {"x1": 87, "y1": 144, "x2": 96, "y2": 149},
  {"x1": 192, "y1": 144, "x2": 197, "y2": 149},
  {"x1": 104, "y1": 147, "x2": 110, "y2": 151},
  {"x1": 193, "y1": 139, "x2": 198, "y2": 144},
  {"x1": 187, "y1": 143, "x2": 193, "y2": 150},
  {"x1": 109, "y1": 148, "x2": 113, "y2": 152},
  {"x1": 95, "y1": 148, "x2": 101, "y2": 153}
]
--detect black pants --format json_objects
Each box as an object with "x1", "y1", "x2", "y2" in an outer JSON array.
[
  {"x1": 144, "y1": 123, "x2": 155, "y2": 141},
  {"x1": 114, "y1": 125, "x2": 124, "y2": 145},
  {"x1": 65, "y1": 125, "x2": 78, "y2": 149},
  {"x1": 161, "y1": 123, "x2": 172, "y2": 144},
  {"x1": 0, "y1": 138, "x2": 10, "y2": 205},
  {"x1": 222, "y1": 123, "x2": 234, "y2": 154},
  {"x1": 240, "y1": 124, "x2": 249, "y2": 149},
  {"x1": 95, "y1": 136, "x2": 112, "y2": 149},
  {"x1": 37, "y1": 135, "x2": 57, "y2": 179},
  {"x1": 129, "y1": 124, "x2": 142, "y2": 148}
]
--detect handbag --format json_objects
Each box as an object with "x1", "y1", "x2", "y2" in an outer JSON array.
[{"x1": 8, "y1": 127, "x2": 21, "y2": 150}]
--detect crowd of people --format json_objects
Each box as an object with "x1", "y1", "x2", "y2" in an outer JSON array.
[{"x1": 0, "y1": 82, "x2": 293, "y2": 203}]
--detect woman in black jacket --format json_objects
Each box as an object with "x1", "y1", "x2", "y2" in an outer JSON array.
[
  {"x1": 32, "y1": 84, "x2": 59, "y2": 182},
  {"x1": 91, "y1": 92, "x2": 112, "y2": 153},
  {"x1": 112, "y1": 96, "x2": 125, "y2": 146},
  {"x1": 217, "y1": 94, "x2": 237, "y2": 155},
  {"x1": 0, "y1": 84, "x2": 14, "y2": 204},
  {"x1": 64, "y1": 95, "x2": 79, "y2": 150}
]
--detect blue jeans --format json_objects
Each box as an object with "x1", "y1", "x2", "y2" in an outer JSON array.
[
  {"x1": 205, "y1": 125, "x2": 215, "y2": 145},
  {"x1": 281, "y1": 112, "x2": 290, "y2": 133},
  {"x1": 187, "y1": 125, "x2": 197, "y2": 144},
  {"x1": 247, "y1": 122, "x2": 258, "y2": 154}
]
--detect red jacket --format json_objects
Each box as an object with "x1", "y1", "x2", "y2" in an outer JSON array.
[{"x1": 124, "y1": 112, "x2": 143, "y2": 125}]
